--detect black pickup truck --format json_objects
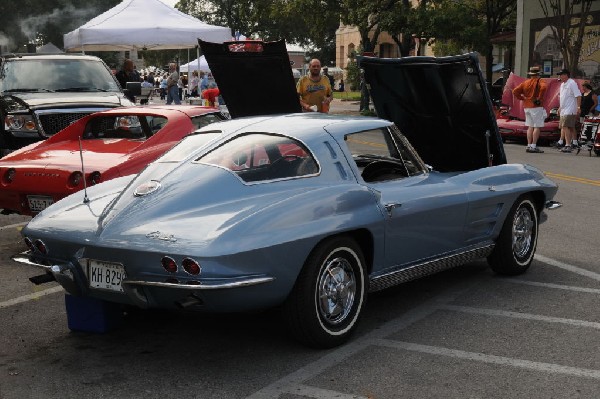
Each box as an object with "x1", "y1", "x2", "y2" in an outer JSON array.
[{"x1": 0, "y1": 53, "x2": 134, "y2": 156}]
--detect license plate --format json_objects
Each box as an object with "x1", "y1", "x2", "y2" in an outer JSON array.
[
  {"x1": 88, "y1": 260, "x2": 127, "y2": 292},
  {"x1": 27, "y1": 195, "x2": 54, "y2": 212}
]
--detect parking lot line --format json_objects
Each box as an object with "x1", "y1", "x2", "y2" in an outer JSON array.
[
  {"x1": 442, "y1": 304, "x2": 600, "y2": 329},
  {"x1": 0, "y1": 221, "x2": 28, "y2": 231},
  {"x1": 373, "y1": 339, "x2": 600, "y2": 380},
  {"x1": 245, "y1": 255, "x2": 600, "y2": 398},
  {"x1": 535, "y1": 254, "x2": 600, "y2": 282},
  {"x1": 0, "y1": 286, "x2": 63, "y2": 309}
]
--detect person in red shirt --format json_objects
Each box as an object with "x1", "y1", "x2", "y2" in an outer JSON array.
[
  {"x1": 202, "y1": 83, "x2": 220, "y2": 107},
  {"x1": 512, "y1": 66, "x2": 547, "y2": 153}
]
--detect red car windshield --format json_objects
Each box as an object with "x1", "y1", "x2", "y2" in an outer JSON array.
[{"x1": 82, "y1": 115, "x2": 167, "y2": 140}]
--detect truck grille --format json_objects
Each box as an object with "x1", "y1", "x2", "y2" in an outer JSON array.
[{"x1": 36, "y1": 112, "x2": 92, "y2": 136}]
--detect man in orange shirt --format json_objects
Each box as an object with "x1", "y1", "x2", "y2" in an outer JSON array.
[{"x1": 512, "y1": 66, "x2": 547, "y2": 153}]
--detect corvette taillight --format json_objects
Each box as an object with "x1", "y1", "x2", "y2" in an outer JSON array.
[
  {"x1": 182, "y1": 258, "x2": 201, "y2": 275},
  {"x1": 89, "y1": 171, "x2": 101, "y2": 185},
  {"x1": 3, "y1": 168, "x2": 16, "y2": 184},
  {"x1": 68, "y1": 171, "x2": 83, "y2": 188},
  {"x1": 24, "y1": 237, "x2": 35, "y2": 251},
  {"x1": 161, "y1": 256, "x2": 177, "y2": 273},
  {"x1": 34, "y1": 239, "x2": 48, "y2": 255}
]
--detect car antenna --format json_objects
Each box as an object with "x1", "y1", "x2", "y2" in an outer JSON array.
[
  {"x1": 78, "y1": 137, "x2": 90, "y2": 203},
  {"x1": 485, "y1": 130, "x2": 494, "y2": 167}
]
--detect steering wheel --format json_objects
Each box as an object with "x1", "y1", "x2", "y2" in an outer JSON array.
[
  {"x1": 271, "y1": 154, "x2": 302, "y2": 166},
  {"x1": 361, "y1": 160, "x2": 407, "y2": 182}
]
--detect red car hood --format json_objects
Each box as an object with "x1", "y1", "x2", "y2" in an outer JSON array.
[{"x1": 3, "y1": 138, "x2": 141, "y2": 171}]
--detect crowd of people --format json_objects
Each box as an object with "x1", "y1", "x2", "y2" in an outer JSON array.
[
  {"x1": 115, "y1": 57, "x2": 343, "y2": 113},
  {"x1": 115, "y1": 58, "x2": 222, "y2": 107},
  {"x1": 512, "y1": 65, "x2": 599, "y2": 154}
]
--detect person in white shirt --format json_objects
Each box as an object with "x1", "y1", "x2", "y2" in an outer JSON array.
[{"x1": 557, "y1": 68, "x2": 581, "y2": 153}]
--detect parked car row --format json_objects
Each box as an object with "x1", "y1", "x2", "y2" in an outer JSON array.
[
  {"x1": 0, "y1": 53, "x2": 136, "y2": 156},
  {"x1": 0, "y1": 106, "x2": 224, "y2": 215},
  {"x1": 5, "y1": 42, "x2": 561, "y2": 348}
]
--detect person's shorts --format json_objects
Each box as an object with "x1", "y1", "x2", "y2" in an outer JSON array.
[
  {"x1": 559, "y1": 114, "x2": 578, "y2": 128},
  {"x1": 524, "y1": 107, "x2": 546, "y2": 128}
]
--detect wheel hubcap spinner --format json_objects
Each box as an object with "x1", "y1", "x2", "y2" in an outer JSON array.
[{"x1": 318, "y1": 256, "x2": 356, "y2": 325}]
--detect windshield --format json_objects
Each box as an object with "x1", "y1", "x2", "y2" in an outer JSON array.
[{"x1": 0, "y1": 58, "x2": 121, "y2": 93}]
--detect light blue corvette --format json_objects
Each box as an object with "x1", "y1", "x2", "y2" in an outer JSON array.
[{"x1": 14, "y1": 47, "x2": 560, "y2": 348}]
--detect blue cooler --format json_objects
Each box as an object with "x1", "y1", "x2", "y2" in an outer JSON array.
[{"x1": 64, "y1": 294, "x2": 123, "y2": 333}]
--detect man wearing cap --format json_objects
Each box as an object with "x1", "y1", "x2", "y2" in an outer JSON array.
[
  {"x1": 512, "y1": 66, "x2": 547, "y2": 153},
  {"x1": 557, "y1": 68, "x2": 581, "y2": 152}
]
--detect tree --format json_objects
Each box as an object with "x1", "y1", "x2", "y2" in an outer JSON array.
[
  {"x1": 338, "y1": 0, "x2": 398, "y2": 110},
  {"x1": 446, "y1": 0, "x2": 516, "y2": 85},
  {"x1": 538, "y1": 0, "x2": 594, "y2": 75},
  {"x1": 176, "y1": 0, "x2": 340, "y2": 65},
  {"x1": 0, "y1": 0, "x2": 121, "y2": 52}
]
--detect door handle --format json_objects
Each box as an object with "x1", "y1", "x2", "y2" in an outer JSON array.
[{"x1": 384, "y1": 203, "x2": 401, "y2": 217}]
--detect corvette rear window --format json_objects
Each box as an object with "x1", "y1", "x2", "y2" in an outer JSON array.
[
  {"x1": 158, "y1": 132, "x2": 222, "y2": 162},
  {"x1": 197, "y1": 133, "x2": 319, "y2": 183}
]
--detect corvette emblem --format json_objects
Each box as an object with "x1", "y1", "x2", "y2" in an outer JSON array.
[{"x1": 146, "y1": 231, "x2": 177, "y2": 242}]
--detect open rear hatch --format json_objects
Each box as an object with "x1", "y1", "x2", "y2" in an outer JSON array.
[{"x1": 199, "y1": 39, "x2": 301, "y2": 119}]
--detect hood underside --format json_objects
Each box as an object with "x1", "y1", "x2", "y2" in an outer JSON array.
[
  {"x1": 359, "y1": 53, "x2": 506, "y2": 172},
  {"x1": 199, "y1": 39, "x2": 301, "y2": 118}
]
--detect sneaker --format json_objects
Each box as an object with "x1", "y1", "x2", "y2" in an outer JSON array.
[
  {"x1": 552, "y1": 141, "x2": 564, "y2": 148},
  {"x1": 528, "y1": 147, "x2": 544, "y2": 153},
  {"x1": 560, "y1": 146, "x2": 572, "y2": 153}
]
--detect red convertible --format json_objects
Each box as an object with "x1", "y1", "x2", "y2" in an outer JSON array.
[
  {"x1": 0, "y1": 105, "x2": 224, "y2": 215},
  {"x1": 497, "y1": 73, "x2": 584, "y2": 144}
]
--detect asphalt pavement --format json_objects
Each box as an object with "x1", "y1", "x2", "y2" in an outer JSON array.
[{"x1": 1, "y1": 135, "x2": 599, "y2": 398}]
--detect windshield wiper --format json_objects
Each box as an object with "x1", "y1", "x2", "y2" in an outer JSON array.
[
  {"x1": 54, "y1": 87, "x2": 109, "y2": 92},
  {"x1": 3, "y1": 88, "x2": 54, "y2": 93}
]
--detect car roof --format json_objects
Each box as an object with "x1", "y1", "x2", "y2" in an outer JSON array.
[{"x1": 197, "y1": 113, "x2": 392, "y2": 143}]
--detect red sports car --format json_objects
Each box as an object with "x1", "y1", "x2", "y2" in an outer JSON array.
[
  {"x1": 0, "y1": 105, "x2": 224, "y2": 215},
  {"x1": 496, "y1": 72, "x2": 583, "y2": 144}
]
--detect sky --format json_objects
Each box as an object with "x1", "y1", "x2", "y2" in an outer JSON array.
[{"x1": 158, "y1": 0, "x2": 178, "y2": 7}]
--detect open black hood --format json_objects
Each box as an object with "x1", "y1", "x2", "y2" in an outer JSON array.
[
  {"x1": 199, "y1": 39, "x2": 301, "y2": 119},
  {"x1": 360, "y1": 53, "x2": 506, "y2": 172}
]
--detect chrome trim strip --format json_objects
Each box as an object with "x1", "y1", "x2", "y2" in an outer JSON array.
[
  {"x1": 34, "y1": 108, "x2": 109, "y2": 115},
  {"x1": 369, "y1": 244, "x2": 495, "y2": 292},
  {"x1": 12, "y1": 251, "x2": 275, "y2": 291},
  {"x1": 123, "y1": 277, "x2": 274, "y2": 290}
]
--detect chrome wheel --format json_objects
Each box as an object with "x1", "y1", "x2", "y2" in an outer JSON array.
[
  {"x1": 512, "y1": 206, "x2": 535, "y2": 261},
  {"x1": 317, "y1": 256, "x2": 356, "y2": 325},
  {"x1": 283, "y1": 237, "x2": 367, "y2": 348},
  {"x1": 488, "y1": 196, "x2": 539, "y2": 275}
]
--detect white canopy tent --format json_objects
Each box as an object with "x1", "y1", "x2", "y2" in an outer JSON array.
[
  {"x1": 180, "y1": 55, "x2": 210, "y2": 73},
  {"x1": 63, "y1": 0, "x2": 230, "y2": 52}
]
